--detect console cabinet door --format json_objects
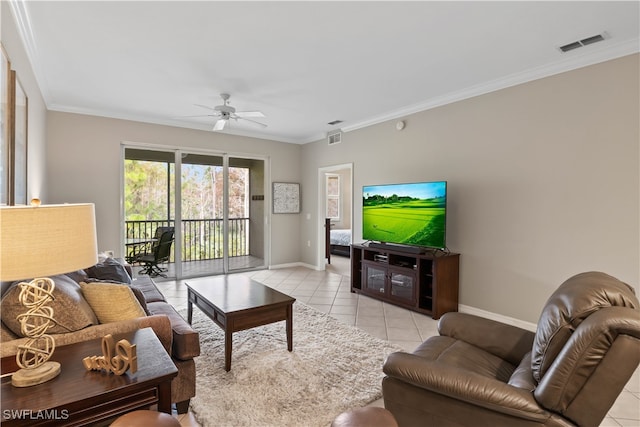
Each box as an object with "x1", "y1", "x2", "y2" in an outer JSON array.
[
  {"x1": 362, "y1": 262, "x2": 417, "y2": 305},
  {"x1": 363, "y1": 262, "x2": 386, "y2": 296},
  {"x1": 388, "y1": 267, "x2": 417, "y2": 305}
]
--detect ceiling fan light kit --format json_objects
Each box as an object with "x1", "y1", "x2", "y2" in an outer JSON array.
[{"x1": 213, "y1": 119, "x2": 227, "y2": 131}]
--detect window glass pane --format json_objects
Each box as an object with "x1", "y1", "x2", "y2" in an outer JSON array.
[
  {"x1": 327, "y1": 175, "x2": 339, "y2": 196},
  {"x1": 124, "y1": 159, "x2": 172, "y2": 221},
  {"x1": 327, "y1": 198, "x2": 339, "y2": 218}
]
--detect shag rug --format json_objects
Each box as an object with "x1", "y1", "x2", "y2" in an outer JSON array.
[{"x1": 184, "y1": 302, "x2": 403, "y2": 427}]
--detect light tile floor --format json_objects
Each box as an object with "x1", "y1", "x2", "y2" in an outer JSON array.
[{"x1": 150, "y1": 257, "x2": 640, "y2": 427}]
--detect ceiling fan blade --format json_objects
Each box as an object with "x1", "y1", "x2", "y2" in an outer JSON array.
[
  {"x1": 213, "y1": 119, "x2": 227, "y2": 131},
  {"x1": 235, "y1": 111, "x2": 265, "y2": 118},
  {"x1": 237, "y1": 116, "x2": 268, "y2": 128},
  {"x1": 194, "y1": 103, "x2": 218, "y2": 112},
  {"x1": 179, "y1": 114, "x2": 217, "y2": 118}
]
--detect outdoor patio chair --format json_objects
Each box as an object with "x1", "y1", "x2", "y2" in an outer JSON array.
[{"x1": 133, "y1": 227, "x2": 175, "y2": 277}]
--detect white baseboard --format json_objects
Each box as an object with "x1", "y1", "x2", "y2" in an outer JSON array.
[
  {"x1": 459, "y1": 304, "x2": 537, "y2": 332},
  {"x1": 269, "y1": 262, "x2": 321, "y2": 271}
]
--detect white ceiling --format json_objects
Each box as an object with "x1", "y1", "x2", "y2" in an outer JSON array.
[{"x1": 10, "y1": 1, "x2": 640, "y2": 144}]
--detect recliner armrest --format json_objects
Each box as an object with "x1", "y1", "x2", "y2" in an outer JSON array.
[
  {"x1": 383, "y1": 352, "x2": 550, "y2": 422},
  {"x1": 535, "y1": 307, "x2": 640, "y2": 418},
  {"x1": 438, "y1": 312, "x2": 535, "y2": 365}
]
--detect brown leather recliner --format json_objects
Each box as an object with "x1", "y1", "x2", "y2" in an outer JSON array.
[{"x1": 382, "y1": 271, "x2": 640, "y2": 427}]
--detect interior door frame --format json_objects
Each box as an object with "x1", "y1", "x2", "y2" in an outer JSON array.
[{"x1": 316, "y1": 162, "x2": 353, "y2": 270}]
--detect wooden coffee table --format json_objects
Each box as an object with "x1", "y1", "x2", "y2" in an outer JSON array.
[
  {"x1": 186, "y1": 275, "x2": 296, "y2": 371},
  {"x1": 0, "y1": 327, "x2": 177, "y2": 426}
]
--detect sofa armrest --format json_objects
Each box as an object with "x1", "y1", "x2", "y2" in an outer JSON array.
[
  {"x1": 133, "y1": 314, "x2": 174, "y2": 354},
  {"x1": 146, "y1": 302, "x2": 200, "y2": 360},
  {"x1": 438, "y1": 312, "x2": 535, "y2": 365},
  {"x1": 0, "y1": 314, "x2": 173, "y2": 358},
  {"x1": 383, "y1": 352, "x2": 550, "y2": 422}
]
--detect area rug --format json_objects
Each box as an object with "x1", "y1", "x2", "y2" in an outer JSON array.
[{"x1": 183, "y1": 302, "x2": 403, "y2": 427}]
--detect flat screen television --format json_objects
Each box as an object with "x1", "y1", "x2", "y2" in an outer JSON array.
[{"x1": 362, "y1": 181, "x2": 447, "y2": 250}]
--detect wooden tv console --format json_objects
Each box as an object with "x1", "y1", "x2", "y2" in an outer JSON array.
[{"x1": 350, "y1": 243, "x2": 460, "y2": 319}]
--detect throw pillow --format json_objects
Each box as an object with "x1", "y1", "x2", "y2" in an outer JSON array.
[
  {"x1": 1, "y1": 322, "x2": 18, "y2": 342},
  {"x1": 82, "y1": 278, "x2": 150, "y2": 315},
  {"x1": 65, "y1": 269, "x2": 89, "y2": 284},
  {"x1": 130, "y1": 286, "x2": 150, "y2": 315},
  {"x1": 0, "y1": 275, "x2": 98, "y2": 337},
  {"x1": 85, "y1": 258, "x2": 132, "y2": 284},
  {"x1": 80, "y1": 282, "x2": 146, "y2": 323}
]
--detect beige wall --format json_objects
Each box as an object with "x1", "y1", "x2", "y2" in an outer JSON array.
[
  {"x1": 1, "y1": 1, "x2": 48, "y2": 203},
  {"x1": 46, "y1": 112, "x2": 301, "y2": 265},
  {"x1": 300, "y1": 54, "x2": 639, "y2": 323},
  {"x1": 5, "y1": 1, "x2": 638, "y2": 323},
  {"x1": 337, "y1": 168, "x2": 352, "y2": 229}
]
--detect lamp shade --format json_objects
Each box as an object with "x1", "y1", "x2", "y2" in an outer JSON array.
[{"x1": 0, "y1": 204, "x2": 98, "y2": 281}]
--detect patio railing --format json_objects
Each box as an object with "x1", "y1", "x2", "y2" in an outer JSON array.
[{"x1": 125, "y1": 218, "x2": 249, "y2": 262}]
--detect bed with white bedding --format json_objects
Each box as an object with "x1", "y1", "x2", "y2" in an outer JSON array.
[{"x1": 330, "y1": 228, "x2": 351, "y2": 247}]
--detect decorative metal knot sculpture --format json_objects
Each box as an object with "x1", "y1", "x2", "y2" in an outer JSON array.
[{"x1": 12, "y1": 278, "x2": 61, "y2": 387}]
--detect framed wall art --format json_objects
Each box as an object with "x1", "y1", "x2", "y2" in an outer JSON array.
[{"x1": 273, "y1": 182, "x2": 300, "y2": 214}]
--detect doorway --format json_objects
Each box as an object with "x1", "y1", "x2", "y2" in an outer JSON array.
[
  {"x1": 123, "y1": 146, "x2": 267, "y2": 279},
  {"x1": 316, "y1": 163, "x2": 353, "y2": 270}
]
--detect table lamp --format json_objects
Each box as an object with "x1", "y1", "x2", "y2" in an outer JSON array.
[{"x1": 0, "y1": 203, "x2": 98, "y2": 387}]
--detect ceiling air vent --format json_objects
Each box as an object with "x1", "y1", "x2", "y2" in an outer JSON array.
[
  {"x1": 559, "y1": 33, "x2": 606, "y2": 53},
  {"x1": 328, "y1": 120, "x2": 343, "y2": 126},
  {"x1": 328, "y1": 131, "x2": 342, "y2": 146}
]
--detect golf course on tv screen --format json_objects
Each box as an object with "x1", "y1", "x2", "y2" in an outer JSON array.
[{"x1": 362, "y1": 181, "x2": 447, "y2": 249}]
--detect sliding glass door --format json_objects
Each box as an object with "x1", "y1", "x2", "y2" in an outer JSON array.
[{"x1": 123, "y1": 147, "x2": 266, "y2": 278}]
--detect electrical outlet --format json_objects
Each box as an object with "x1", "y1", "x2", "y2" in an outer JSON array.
[{"x1": 307, "y1": 240, "x2": 311, "y2": 247}]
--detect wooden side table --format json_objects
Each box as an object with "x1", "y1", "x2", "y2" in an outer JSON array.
[{"x1": 1, "y1": 327, "x2": 177, "y2": 426}]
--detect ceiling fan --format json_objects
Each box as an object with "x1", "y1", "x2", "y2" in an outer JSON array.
[{"x1": 192, "y1": 93, "x2": 266, "y2": 131}]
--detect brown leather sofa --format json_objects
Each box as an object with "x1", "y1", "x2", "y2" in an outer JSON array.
[
  {"x1": 1, "y1": 260, "x2": 199, "y2": 414},
  {"x1": 127, "y1": 275, "x2": 200, "y2": 413},
  {"x1": 382, "y1": 271, "x2": 640, "y2": 427}
]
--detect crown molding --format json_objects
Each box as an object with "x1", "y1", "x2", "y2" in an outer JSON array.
[
  {"x1": 48, "y1": 103, "x2": 304, "y2": 144},
  {"x1": 8, "y1": 0, "x2": 52, "y2": 104},
  {"x1": 341, "y1": 39, "x2": 639, "y2": 134}
]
